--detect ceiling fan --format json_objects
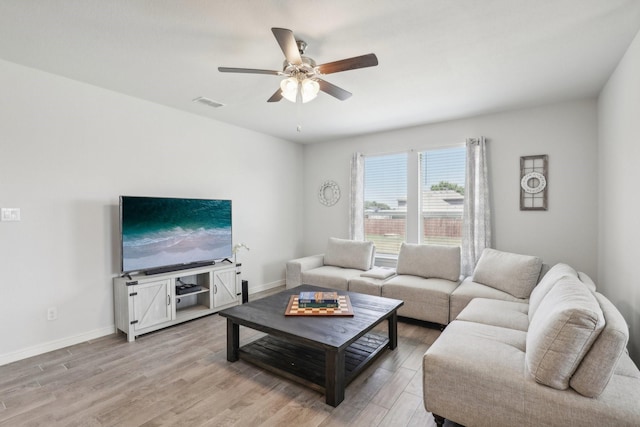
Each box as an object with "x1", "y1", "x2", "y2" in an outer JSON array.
[{"x1": 218, "y1": 28, "x2": 378, "y2": 103}]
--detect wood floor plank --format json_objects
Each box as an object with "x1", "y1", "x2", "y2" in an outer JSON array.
[
  {"x1": 349, "y1": 401, "x2": 388, "y2": 427},
  {"x1": 369, "y1": 366, "x2": 416, "y2": 409},
  {"x1": 258, "y1": 388, "x2": 333, "y2": 427},
  {"x1": 342, "y1": 364, "x2": 394, "y2": 411},
  {"x1": 405, "y1": 367, "x2": 425, "y2": 398},
  {"x1": 409, "y1": 398, "x2": 438, "y2": 427},
  {"x1": 402, "y1": 342, "x2": 431, "y2": 371},
  {"x1": 0, "y1": 288, "x2": 446, "y2": 427},
  {"x1": 379, "y1": 391, "x2": 423, "y2": 427}
]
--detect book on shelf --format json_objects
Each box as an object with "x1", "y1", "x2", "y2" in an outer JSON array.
[
  {"x1": 297, "y1": 301, "x2": 339, "y2": 308},
  {"x1": 298, "y1": 291, "x2": 339, "y2": 304}
]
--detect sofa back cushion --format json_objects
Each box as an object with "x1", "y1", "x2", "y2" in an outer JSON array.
[
  {"x1": 526, "y1": 277, "x2": 605, "y2": 390},
  {"x1": 471, "y1": 248, "x2": 542, "y2": 299},
  {"x1": 323, "y1": 237, "x2": 375, "y2": 271},
  {"x1": 577, "y1": 271, "x2": 597, "y2": 292},
  {"x1": 528, "y1": 263, "x2": 578, "y2": 322},
  {"x1": 396, "y1": 243, "x2": 460, "y2": 282},
  {"x1": 570, "y1": 292, "x2": 629, "y2": 397}
]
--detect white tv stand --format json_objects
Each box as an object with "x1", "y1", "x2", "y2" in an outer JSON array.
[{"x1": 113, "y1": 262, "x2": 241, "y2": 342}]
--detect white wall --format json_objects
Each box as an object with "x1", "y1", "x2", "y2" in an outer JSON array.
[
  {"x1": 0, "y1": 59, "x2": 304, "y2": 365},
  {"x1": 302, "y1": 100, "x2": 599, "y2": 278},
  {"x1": 598, "y1": 29, "x2": 640, "y2": 363}
]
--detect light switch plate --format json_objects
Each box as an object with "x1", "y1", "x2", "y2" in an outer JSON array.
[{"x1": 1, "y1": 208, "x2": 21, "y2": 221}]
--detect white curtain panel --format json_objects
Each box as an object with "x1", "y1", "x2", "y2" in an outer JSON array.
[
  {"x1": 462, "y1": 137, "x2": 492, "y2": 276},
  {"x1": 349, "y1": 152, "x2": 365, "y2": 240}
]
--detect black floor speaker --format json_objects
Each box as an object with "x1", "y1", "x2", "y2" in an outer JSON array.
[{"x1": 242, "y1": 280, "x2": 248, "y2": 304}]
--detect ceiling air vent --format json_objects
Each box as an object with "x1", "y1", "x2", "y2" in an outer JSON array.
[{"x1": 192, "y1": 96, "x2": 224, "y2": 108}]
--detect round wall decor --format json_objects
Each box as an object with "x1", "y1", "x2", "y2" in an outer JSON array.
[
  {"x1": 520, "y1": 172, "x2": 547, "y2": 194},
  {"x1": 318, "y1": 180, "x2": 340, "y2": 206}
]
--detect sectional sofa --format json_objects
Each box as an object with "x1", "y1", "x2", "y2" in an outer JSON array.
[
  {"x1": 285, "y1": 238, "x2": 640, "y2": 426},
  {"x1": 424, "y1": 262, "x2": 640, "y2": 426},
  {"x1": 286, "y1": 239, "x2": 539, "y2": 326}
]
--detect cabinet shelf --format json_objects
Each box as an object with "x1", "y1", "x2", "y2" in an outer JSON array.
[
  {"x1": 176, "y1": 303, "x2": 209, "y2": 313},
  {"x1": 176, "y1": 304, "x2": 211, "y2": 320},
  {"x1": 176, "y1": 288, "x2": 210, "y2": 297}
]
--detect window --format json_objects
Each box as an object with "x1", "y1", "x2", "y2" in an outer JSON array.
[
  {"x1": 364, "y1": 153, "x2": 407, "y2": 255},
  {"x1": 363, "y1": 146, "x2": 465, "y2": 256},
  {"x1": 420, "y1": 146, "x2": 466, "y2": 246}
]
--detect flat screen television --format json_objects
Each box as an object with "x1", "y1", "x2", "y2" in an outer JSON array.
[{"x1": 119, "y1": 196, "x2": 232, "y2": 274}]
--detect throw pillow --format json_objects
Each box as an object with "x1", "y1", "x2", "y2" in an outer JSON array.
[
  {"x1": 323, "y1": 237, "x2": 375, "y2": 271},
  {"x1": 526, "y1": 277, "x2": 605, "y2": 390},
  {"x1": 472, "y1": 248, "x2": 542, "y2": 299},
  {"x1": 396, "y1": 243, "x2": 460, "y2": 282}
]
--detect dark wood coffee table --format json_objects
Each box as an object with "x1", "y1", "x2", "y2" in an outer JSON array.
[{"x1": 218, "y1": 284, "x2": 404, "y2": 407}]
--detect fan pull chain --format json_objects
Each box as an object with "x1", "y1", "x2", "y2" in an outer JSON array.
[{"x1": 296, "y1": 83, "x2": 303, "y2": 132}]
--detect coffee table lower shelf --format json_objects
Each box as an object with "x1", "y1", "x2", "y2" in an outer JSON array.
[{"x1": 239, "y1": 332, "x2": 389, "y2": 395}]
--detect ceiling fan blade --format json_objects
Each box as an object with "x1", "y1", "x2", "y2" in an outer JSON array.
[
  {"x1": 316, "y1": 53, "x2": 379, "y2": 75},
  {"x1": 267, "y1": 89, "x2": 283, "y2": 102},
  {"x1": 317, "y1": 79, "x2": 352, "y2": 101},
  {"x1": 218, "y1": 67, "x2": 281, "y2": 75},
  {"x1": 271, "y1": 27, "x2": 302, "y2": 65}
]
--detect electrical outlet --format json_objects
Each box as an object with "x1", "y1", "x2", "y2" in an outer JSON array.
[{"x1": 47, "y1": 307, "x2": 58, "y2": 321}]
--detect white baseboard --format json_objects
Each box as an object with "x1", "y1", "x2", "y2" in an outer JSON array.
[
  {"x1": 249, "y1": 279, "x2": 285, "y2": 294},
  {"x1": 0, "y1": 325, "x2": 116, "y2": 367},
  {"x1": 1, "y1": 282, "x2": 286, "y2": 367}
]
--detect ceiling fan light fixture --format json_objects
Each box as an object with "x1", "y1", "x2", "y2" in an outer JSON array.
[
  {"x1": 301, "y1": 78, "x2": 319, "y2": 103},
  {"x1": 280, "y1": 77, "x2": 298, "y2": 102},
  {"x1": 280, "y1": 76, "x2": 319, "y2": 103}
]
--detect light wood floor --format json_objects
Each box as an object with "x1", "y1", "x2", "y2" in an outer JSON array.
[{"x1": 0, "y1": 290, "x2": 456, "y2": 427}]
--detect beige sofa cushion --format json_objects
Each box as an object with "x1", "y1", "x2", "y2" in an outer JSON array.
[
  {"x1": 396, "y1": 243, "x2": 460, "y2": 281},
  {"x1": 528, "y1": 263, "x2": 578, "y2": 322},
  {"x1": 423, "y1": 320, "x2": 528, "y2": 426},
  {"x1": 383, "y1": 275, "x2": 458, "y2": 325},
  {"x1": 301, "y1": 266, "x2": 363, "y2": 291},
  {"x1": 456, "y1": 298, "x2": 530, "y2": 332},
  {"x1": 348, "y1": 276, "x2": 385, "y2": 296},
  {"x1": 449, "y1": 277, "x2": 526, "y2": 322},
  {"x1": 472, "y1": 248, "x2": 542, "y2": 299},
  {"x1": 323, "y1": 237, "x2": 374, "y2": 271},
  {"x1": 577, "y1": 271, "x2": 597, "y2": 292},
  {"x1": 526, "y1": 277, "x2": 604, "y2": 390},
  {"x1": 570, "y1": 292, "x2": 630, "y2": 397}
]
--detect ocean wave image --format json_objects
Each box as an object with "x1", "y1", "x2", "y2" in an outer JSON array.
[{"x1": 121, "y1": 197, "x2": 232, "y2": 272}]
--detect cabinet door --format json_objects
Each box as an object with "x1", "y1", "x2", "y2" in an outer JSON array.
[
  {"x1": 131, "y1": 280, "x2": 172, "y2": 330},
  {"x1": 213, "y1": 269, "x2": 237, "y2": 308}
]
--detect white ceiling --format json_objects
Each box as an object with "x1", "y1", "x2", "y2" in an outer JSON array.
[{"x1": 1, "y1": 0, "x2": 640, "y2": 144}]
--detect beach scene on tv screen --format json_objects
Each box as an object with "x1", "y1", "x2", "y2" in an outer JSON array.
[{"x1": 122, "y1": 197, "x2": 232, "y2": 272}]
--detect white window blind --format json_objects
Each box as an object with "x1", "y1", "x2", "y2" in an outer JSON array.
[
  {"x1": 363, "y1": 153, "x2": 407, "y2": 255},
  {"x1": 420, "y1": 146, "x2": 466, "y2": 246}
]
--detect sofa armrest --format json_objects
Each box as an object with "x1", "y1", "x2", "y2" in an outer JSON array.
[{"x1": 285, "y1": 254, "x2": 325, "y2": 289}]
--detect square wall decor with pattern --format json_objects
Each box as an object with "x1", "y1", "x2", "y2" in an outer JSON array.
[{"x1": 520, "y1": 155, "x2": 548, "y2": 211}]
